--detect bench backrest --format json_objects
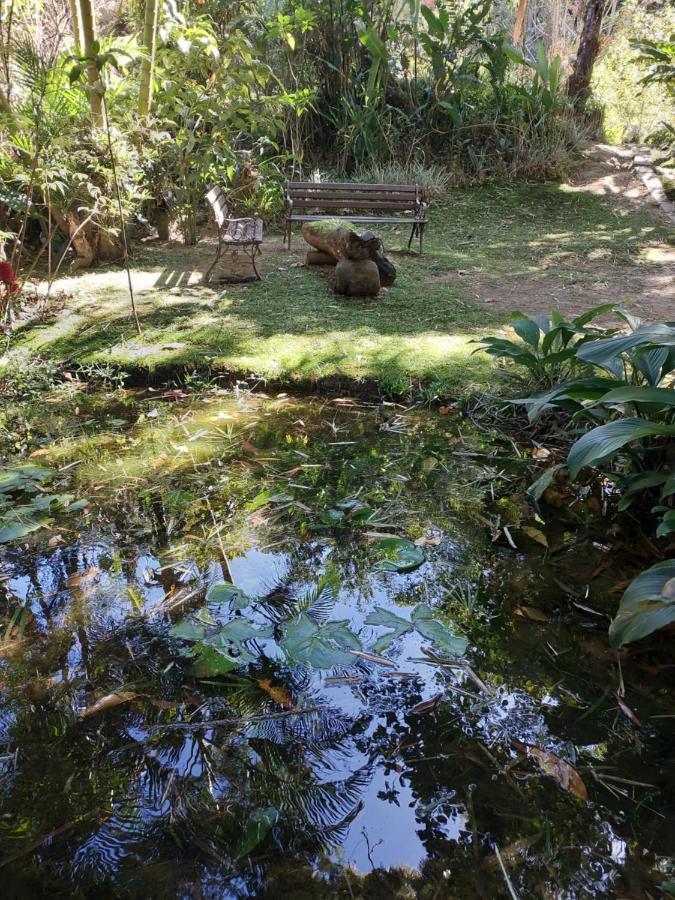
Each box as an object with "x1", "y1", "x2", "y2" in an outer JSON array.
[
  {"x1": 285, "y1": 182, "x2": 421, "y2": 212},
  {"x1": 205, "y1": 186, "x2": 229, "y2": 227}
]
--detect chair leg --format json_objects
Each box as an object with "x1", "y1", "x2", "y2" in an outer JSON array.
[
  {"x1": 204, "y1": 235, "x2": 223, "y2": 283},
  {"x1": 286, "y1": 221, "x2": 292, "y2": 250},
  {"x1": 419, "y1": 223, "x2": 425, "y2": 256},
  {"x1": 251, "y1": 244, "x2": 261, "y2": 281}
]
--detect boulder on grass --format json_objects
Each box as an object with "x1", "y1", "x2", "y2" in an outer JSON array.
[{"x1": 334, "y1": 259, "x2": 380, "y2": 296}]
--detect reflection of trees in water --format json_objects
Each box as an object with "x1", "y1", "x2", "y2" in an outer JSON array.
[{"x1": 0, "y1": 588, "x2": 374, "y2": 896}]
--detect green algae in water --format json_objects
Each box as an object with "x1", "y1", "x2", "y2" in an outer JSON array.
[{"x1": 0, "y1": 388, "x2": 674, "y2": 898}]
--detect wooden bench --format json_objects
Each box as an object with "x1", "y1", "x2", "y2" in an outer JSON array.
[
  {"x1": 284, "y1": 182, "x2": 428, "y2": 254},
  {"x1": 204, "y1": 186, "x2": 263, "y2": 283}
]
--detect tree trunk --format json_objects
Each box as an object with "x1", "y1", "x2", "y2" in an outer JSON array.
[
  {"x1": 512, "y1": 0, "x2": 528, "y2": 46},
  {"x1": 68, "y1": 0, "x2": 84, "y2": 54},
  {"x1": 301, "y1": 222, "x2": 382, "y2": 260},
  {"x1": 566, "y1": 0, "x2": 605, "y2": 109},
  {"x1": 78, "y1": 0, "x2": 103, "y2": 127},
  {"x1": 138, "y1": 0, "x2": 160, "y2": 118}
]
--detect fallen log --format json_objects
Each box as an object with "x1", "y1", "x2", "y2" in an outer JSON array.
[{"x1": 302, "y1": 220, "x2": 381, "y2": 261}]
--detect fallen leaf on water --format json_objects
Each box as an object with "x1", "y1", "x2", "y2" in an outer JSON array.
[
  {"x1": 522, "y1": 526, "x2": 548, "y2": 548},
  {"x1": 532, "y1": 447, "x2": 551, "y2": 459},
  {"x1": 514, "y1": 741, "x2": 588, "y2": 800},
  {"x1": 414, "y1": 535, "x2": 441, "y2": 547},
  {"x1": 79, "y1": 691, "x2": 138, "y2": 718},
  {"x1": 410, "y1": 692, "x2": 443, "y2": 715},
  {"x1": 257, "y1": 678, "x2": 294, "y2": 709},
  {"x1": 615, "y1": 692, "x2": 642, "y2": 728},
  {"x1": 438, "y1": 405, "x2": 457, "y2": 415},
  {"x1": 67, "y1": 566, "x2": 101, "y2": 590},
  {"x1": 514, "y1": 606, "x2": 548, "y2": 622},
  {"x1": 48, "y1": 535, "x2": 65, "y2": 548}
]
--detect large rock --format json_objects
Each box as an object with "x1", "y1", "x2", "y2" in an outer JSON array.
[{"x1": 334, "y1": 259, "x2": 380, "y2": 296}]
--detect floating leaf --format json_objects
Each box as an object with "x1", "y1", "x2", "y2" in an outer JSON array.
[
  {"x1": 365, "y1": 607, "x2": 412, "y2": 652},
  {"x1": 411, "y1": 604, "x2": 468, "y2": 656},
  {"x1": 518, "y1": 743, "x2": 588, "y2": 801},
  {"x1": 257, "y1": 678, "x2": 294, "y2": 708},
  {"x1": 366, "y1": 604, "x2": 467, "y2": 656},
  {"x1": 235, "y1": 807, "x2": 279, "y2": 859},
  {"x1": 514, "y1": 606, "x2": 548, "y2": 622},
  {"x1": 67, "y1": 566, "x2": 101, "y2": 589},
  {"x1": 0, "y1": 465, "x2": 53, "y2": 493},
  {"x1": 281, "y1": 613, "x2": 361, "y2": 669},
  {"x1": 190, "y1": 644, "x2": 241, "y2": 677},
  {"x1": 170, "y1": 619, "x2": 207, "y2": 641},
  {"x1": 206, "y1": 582, "x2": 254, "y2": 609},
  {"x1": 0, "y1": 519, "x2": 43, "y2": 543},
  {"x1": 522, "y1": 526, "x2": 548, "y2": 548},
  {"x1": 373, "y1": 537, "x2": 425, "y2": 573},
  {"x1": 80, "y1": 691, "x2": 138, "y2": 718}
]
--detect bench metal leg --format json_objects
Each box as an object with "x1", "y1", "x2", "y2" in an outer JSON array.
[
  {"x1": 204, "y1": 234, "x2": 223, "y2": 283},
  {"x1": 286, "y1": 220, "x2": 292, "y2": 250},
  {"x1": 419, "y1": 222, "x2": 425, "y2": 256},
  {"x1": 407, "y1": 223, "x2": 416, "y2": 252}
]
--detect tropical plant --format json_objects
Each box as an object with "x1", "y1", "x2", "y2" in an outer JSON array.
[
  {"x1": 503, "y1": 313, "x2": 675, "y2": 646},
  {"x1": 473, "y1": 304, "x2": 615, "y2": 385}
]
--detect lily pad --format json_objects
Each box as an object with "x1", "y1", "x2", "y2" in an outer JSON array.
[
  {"x1": 281, "y1": 613, "x2": 361, "y2": 669},
  {"x1": 373, "y1": 537, "x2": 425, "y2": 573},
  {"x1": 206, "y1": 582, "x2": 254, "y2": 609},
  {"x1": 365, "y1": 604, "x2": 467, "y2": 656}
]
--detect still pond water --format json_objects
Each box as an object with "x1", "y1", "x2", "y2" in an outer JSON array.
[{"x1": 0, "y1": 387, "x2": 673, "y2": 898}]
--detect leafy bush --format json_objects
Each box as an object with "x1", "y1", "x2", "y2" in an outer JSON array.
[
  {"x1": 473, "y1": 305, "x2": 614, "y2": 386},
  {"x1": 485, "y1": 311, "x2": 675, "y2": 647}
]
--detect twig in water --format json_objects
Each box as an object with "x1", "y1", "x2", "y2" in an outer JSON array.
[{"x1": 493, "y1": 843, "x2": 521, "y2": 900}]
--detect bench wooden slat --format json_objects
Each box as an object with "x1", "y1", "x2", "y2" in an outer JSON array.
[
  {"x1": 287, "y1": 214, "x2": 423, "y2": 224},
  {"x1": 283, "y1": 179, "x2": 427, "y2": 253},
  {"x1": 289, "y1": 199, "x2": 418, "y2": 211},
  {"x1": 288, "y1": 191, "x2": 416, "y2": 202},
  {"x1": 286, "y1": 181, "x2": 417, "y2": 192}
]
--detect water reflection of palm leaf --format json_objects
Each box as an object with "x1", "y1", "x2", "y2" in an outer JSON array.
[{"x1": 295, "y1": 570, "x2": 339, "y2": 624}]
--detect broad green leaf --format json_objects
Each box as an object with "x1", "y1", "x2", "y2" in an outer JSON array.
[
  {"x1": 170, "y1": 618, "x2": 207, "y2": 641},
  {"x1": 572, "y1": 303, "x2": 615, "y2": 327},
  {"x1": 0, "y1": 465, "x2": 53, "y2": 493},
  {"x1": 596, "y1": 386, "x2": 675, "y2": 407},
  {"x1": 207, "y1": 582, "x2": 254, "y2": 609},
  {"x1": 411, "y1": 604, "x2": 468, "y2": 656},
  {"x1": 609, "y1": 559, "x2": 675, "y2": 647},
  {"x1": 0, "y1": 519, "x2": 43, "y2": 543},
  {"x1": 656, "y1": 510, "x2": 675, "y2": 538},
  {"x1": 365, "y1": 606, "x2": 412, "y2": 652},
  {"x1": 281, "y1": 613, "x2": 360, "y2": 669},
  {"x1": 373, "y1": 537, "x2": 425, "y2": 573},
  {"x1": 510, "y1": 313, "x2": 540, "y2": 350},
  {"x1": 190, "y1": 644, "x2": 241, "y2": 677},
  {"x1": 235, "y1": 807, "x2": 279, "y2": 859},
  {"x1": 567, "y1": 419, "x2": 675, "y2": 479},
  {"x1": 576, "y1": 324, "x2": 675, "y2": 370}
]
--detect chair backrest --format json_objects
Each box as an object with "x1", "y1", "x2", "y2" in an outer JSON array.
[
  {"x1": 285, "y1": 182, "x2": 421, "y2": 211},
  {"x1": 205, "y1": 186, "x2": 229, "y2": 227}
]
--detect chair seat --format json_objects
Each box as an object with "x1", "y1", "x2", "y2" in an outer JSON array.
[{"x1": 223, "y1": 218, "x2": 264, "y2": 244}]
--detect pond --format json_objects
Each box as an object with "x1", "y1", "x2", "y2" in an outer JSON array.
[{"x1": 0, "y1": 385, "x2": 673, "y2": 898}]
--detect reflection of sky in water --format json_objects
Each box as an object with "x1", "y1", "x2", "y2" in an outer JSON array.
[{"x1": 0, "y1": 392, "x2": 671, "y2": 897}]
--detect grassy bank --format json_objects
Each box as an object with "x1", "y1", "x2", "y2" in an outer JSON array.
[{"x1": 10, "y1": 177, "x2": 673, "y2": 396}]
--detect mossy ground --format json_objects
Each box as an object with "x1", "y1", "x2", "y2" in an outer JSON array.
[{"x1": 11, "y1": 175, "x2": 673, "y2": 396}]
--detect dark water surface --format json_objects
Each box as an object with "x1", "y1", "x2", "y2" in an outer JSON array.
[{"x1": 0, "y1": 388, "x2": 673, "y2": 898}]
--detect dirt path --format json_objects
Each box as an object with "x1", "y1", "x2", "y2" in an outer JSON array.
[{"x1": 432, "y1": 144, "x2": 674, "y2": 322}]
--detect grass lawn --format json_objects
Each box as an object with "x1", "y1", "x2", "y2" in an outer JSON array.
[{"x1": 10, "y1": 175, "x2": 673, "y2": 395}]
